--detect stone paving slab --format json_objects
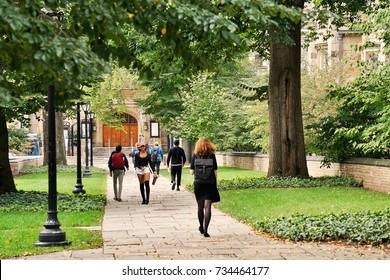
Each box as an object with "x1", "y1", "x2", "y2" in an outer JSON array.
[{"x1": 14, "y1": 165, "x2": 390, "y2": 260}]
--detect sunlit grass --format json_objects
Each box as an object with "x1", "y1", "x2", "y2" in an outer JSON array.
[
  {"x1": 217, "y1": 187, "x2": 390, "y2": 225},
  {"x1": 0, "y1": 228, "x2": 102, "y2": 259},
  {"x1": 14, "y1": 171, "x2": 106, "y2": 195},
  {"x1": 1, "y1": 167, "x2": 106, "y2": 258}
]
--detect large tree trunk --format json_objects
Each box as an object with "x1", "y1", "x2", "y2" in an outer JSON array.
[
  {"x1": 0, "y1": 112, "x2": 17, "y2": 194},
  {"x1": 267, "y1": 0, "x2": 308, "y2": 177},
  {"x1": 43, "y1": 112, "x2": 67, "y2": 165}
]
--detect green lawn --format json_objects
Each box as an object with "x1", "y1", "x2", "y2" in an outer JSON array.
[
  {"x1": 14, "y1": 171, "x2": 106, "y2": 195},
  {"x1": 217, "y1": 187, "x2": 390, "y2": 225},
  {"x1": 2, "y1": 165, "x2": 389, "y2": 258},
  {"x1": 0, "y1": 167, "x2": 106, "y2": 259},
  {"x1": 160, "y1": 166, "x2": 390, "y2": 244},
  {"x1": 159, "y1": 166, "x2": 266, "y2": 186}
]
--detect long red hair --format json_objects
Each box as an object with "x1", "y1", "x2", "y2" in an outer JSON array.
[{"x1": 194, "y1": 137, "x2": 216, "y2": 156}]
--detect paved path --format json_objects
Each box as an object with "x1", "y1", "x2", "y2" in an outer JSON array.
[{"x1": 17, "y1": 166, "x2": 390, "y2": 260}]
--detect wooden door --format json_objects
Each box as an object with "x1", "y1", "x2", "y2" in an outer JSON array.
[
  {"x1": 103, "y1": 113, "x2": 138, "y2": 147},
  {"x1": 120, "y1": 125, "x2": 131, "y2": 147}
]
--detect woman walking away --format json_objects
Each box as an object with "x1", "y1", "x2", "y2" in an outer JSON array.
[
  {"x1": 190, "y1": 137, "x2": 220, "y2": 237},
  {"x1": 134, "y1": 142, "x2": 157, "y2": 204}
]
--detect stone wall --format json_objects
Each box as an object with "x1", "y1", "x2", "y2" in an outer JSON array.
[
  {"x1": 215, "y1": 152, "x2": 390, "y2": 194},
  {"x1": 10, "y1": 156, "x2": 44, "y2": 176}
]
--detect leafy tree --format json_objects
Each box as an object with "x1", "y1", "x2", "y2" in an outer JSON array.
[
  {"x1": 308, "y1": 63, "x2": 390, "y2": 162},
  {"x1": 306, "y1": 0, "x2": 390, "y2": 163},
  {"x1": 301, "y1": 61, "x2": 350, "y2": 155},
  {"x1": 0, "y1": 2, "x2": 108, "y2": 193},
  {"x1": 139, "y1": 55, "x2": 267, "y2": 152},
  {"x1": 136, "y1": 0, "x2": 373, "y2": 178},
  {"x1": 1, "y1": 0, "x2": 300, "y2": 193},
  {"x1": 87, "y1": 66, "x2": 134, "y2": 129},
  {"x1": 173, "y1": 74, "x2": 227, "y2": 143},
  {"x1": 358, "y1": 1, "x2": 390, "y2": 54},
  {"x1": 7, "y1": 126, "x2": 33, "y2": 155}
]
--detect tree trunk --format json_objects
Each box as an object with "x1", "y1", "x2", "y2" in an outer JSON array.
[
  {"x1": 43, "y1": 112, "x2": 67, "y2": 165},
  {"x1": 267, "y1": 0, "x2": 308, "y2": 177},
  {"x1": 0, "y1": 112, "x2": 17, "y2": 194}
]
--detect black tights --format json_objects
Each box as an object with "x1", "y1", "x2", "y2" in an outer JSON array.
[
  {"x1": 197, "y1": 199, "x2": 212, "y2": 233},
  {"x1": 139, "y1": 181, "x2": 150, "y2": 203}
]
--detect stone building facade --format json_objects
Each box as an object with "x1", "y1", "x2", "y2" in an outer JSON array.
[
  {"x1": 91, "y1": 87, "x2": 168, "y2": 152},
  {"x1": 306, "y1": 28, "x2": 388, "y2": 71}
]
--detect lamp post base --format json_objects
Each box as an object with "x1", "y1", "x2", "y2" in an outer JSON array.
[
  {"x1": 35, "y1": 228, "x2": 71, "y2": 247},
  {"x1": 83, "y1": 167, "x2": 91, "y2": 178},
  {"x1": 73, "y1": 183, "x2": 86, "y2": 194}
]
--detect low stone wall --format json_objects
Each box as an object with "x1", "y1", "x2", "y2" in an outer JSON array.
[
  {"x1": 215, "y1": 152, "x2": 390, "y2": 194},
  {"x1": 10, "y1": 156, "x2": 44, "y2": 176}
]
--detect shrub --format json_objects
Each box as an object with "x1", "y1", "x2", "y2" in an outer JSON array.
[
  {"x1": 0, "y1": 191, "x2": 106, "y2": 212},
  {"x1": 8, "y1": 126, "x2": 34, "y2": 155},
  {"x1": 187, "y1": 175, "x2": 361, "y2": 191},
  {"x1": 255, "y1": 207, "x2": 390, "y2": 245}
]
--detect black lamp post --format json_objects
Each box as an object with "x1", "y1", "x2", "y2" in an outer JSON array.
[
  {"x1": 82, "y1": 102, "x2": 91, "y2": 177},
  {"x1": 89, "y1": 111, "x2": 95, "y2": 166},
  {"x1": 73, "y1": 103, "x2": 85, "y2": 194},
  {"x1": 35, "y1": 85, "x2": 70, "y2": 246}
]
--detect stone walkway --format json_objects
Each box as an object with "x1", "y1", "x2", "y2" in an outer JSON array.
[{"x1": 17, "y1": 166, "x2": 390, "y2": 260}]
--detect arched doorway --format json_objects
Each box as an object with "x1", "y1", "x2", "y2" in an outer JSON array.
[{"x1": 103, "y1": 113, "x2": 138, "y2": 147}]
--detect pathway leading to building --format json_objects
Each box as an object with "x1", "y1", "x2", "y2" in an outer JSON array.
[{"x1": 17, "y1": 165, "x2": 390, "y2": 260}]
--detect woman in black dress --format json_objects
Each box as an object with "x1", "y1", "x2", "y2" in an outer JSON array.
[
  {"x1": 190, "y1": 137, "x2": 220, "y2": 237},
  {"x1": 134, "y1": 142, "x2": 156, "y2": 204}
]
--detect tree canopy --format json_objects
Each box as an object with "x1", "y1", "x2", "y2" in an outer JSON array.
[{"x1": 0, "y1": 0, "x2": 302, "y2": 193}]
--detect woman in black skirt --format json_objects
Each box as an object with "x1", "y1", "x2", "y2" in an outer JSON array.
[
  {"x1": 190, "y1": 137, "x2": 220, "y2": 237},
  {"x1": 134, "y1": 142, "x2": 157, "y2": 204}
]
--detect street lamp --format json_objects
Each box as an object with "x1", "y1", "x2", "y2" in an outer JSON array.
[
  {"x1": 82, "y1": 102, "x2": 91, "y2": 177},
  {"x1": 35, "y1": 85, "x2": 70, "y2": 246},
  {"x1": 73, "y1": 103, "x2": 86, "y2": 194},
  {"x1": 35, "y1": 8, "x2": 69, "y2": 247},
  {"x1": 89, "y1": 111, "x2": 95, "y2": 166}
]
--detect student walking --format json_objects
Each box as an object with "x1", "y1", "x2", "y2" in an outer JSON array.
[
  {"x1": 134, "y1": 142, "x2": 157, "y2": 204},
  {"x1": 108, "y1": 145, "x2": 129, "y2": 202},
  {"x1": 190, "y1": 137, "x2": 220, "y2": 237},
  {"x1": 149, "y1": 142, "x2": 164, "y2": 175},
  {"x1": 167, "y1": 139, "x2": 186, "y2": 191}
]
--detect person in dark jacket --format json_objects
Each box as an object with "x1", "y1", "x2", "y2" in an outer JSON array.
[
  {"x1": 134, "y1": 142, "x2": 156, "y2": 204},
  {"x1": 190, "y1": 137, "x2": 219, "y2": 237},
  {"x1": 167, "y1": 139, "x2": 186, "y2": 191},
  {"x1": 108, "y1": 145, "x2": 129, "y2": 202}
]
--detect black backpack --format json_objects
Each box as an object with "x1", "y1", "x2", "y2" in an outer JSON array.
[
  {"x1": 151, "y1": 148, "x2": 158, "y2": 162},
  {"x1": 194, "y1": 154, "x2": 214, "y2": 184}
]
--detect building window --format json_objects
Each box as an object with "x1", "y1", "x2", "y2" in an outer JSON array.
[{"x1": 118, "y1": 113, "x2": 137, "y2": 124}]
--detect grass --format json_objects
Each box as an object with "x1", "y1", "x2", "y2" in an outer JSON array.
[
  {"x1": 2, "y1": 165, "x2": 389, "y2": 257},
  {"x1": 0, "y1": 211, "x2": 103, "y2": 230},
  {"x1": 0, "y1": 166, "x2": 106, "y2": 259},
  {"x1": 14, "y1": 171, "x2": 106, "y2": 195},
  {"x1": 159, "y1": 167, "x2": 389, "y2": 223},
  {"x1": 0, "y1": 228, "x2": 102, "y2": 259},
  {"x1": 159, "y1": 166, "x2": 266, "y2": 186},
  {"x1": 159, "y1": 166, "x2": 389, "y2": 245},
  {"x1": 217, "y1": 187, "x2": 390, "y2": 225}
]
